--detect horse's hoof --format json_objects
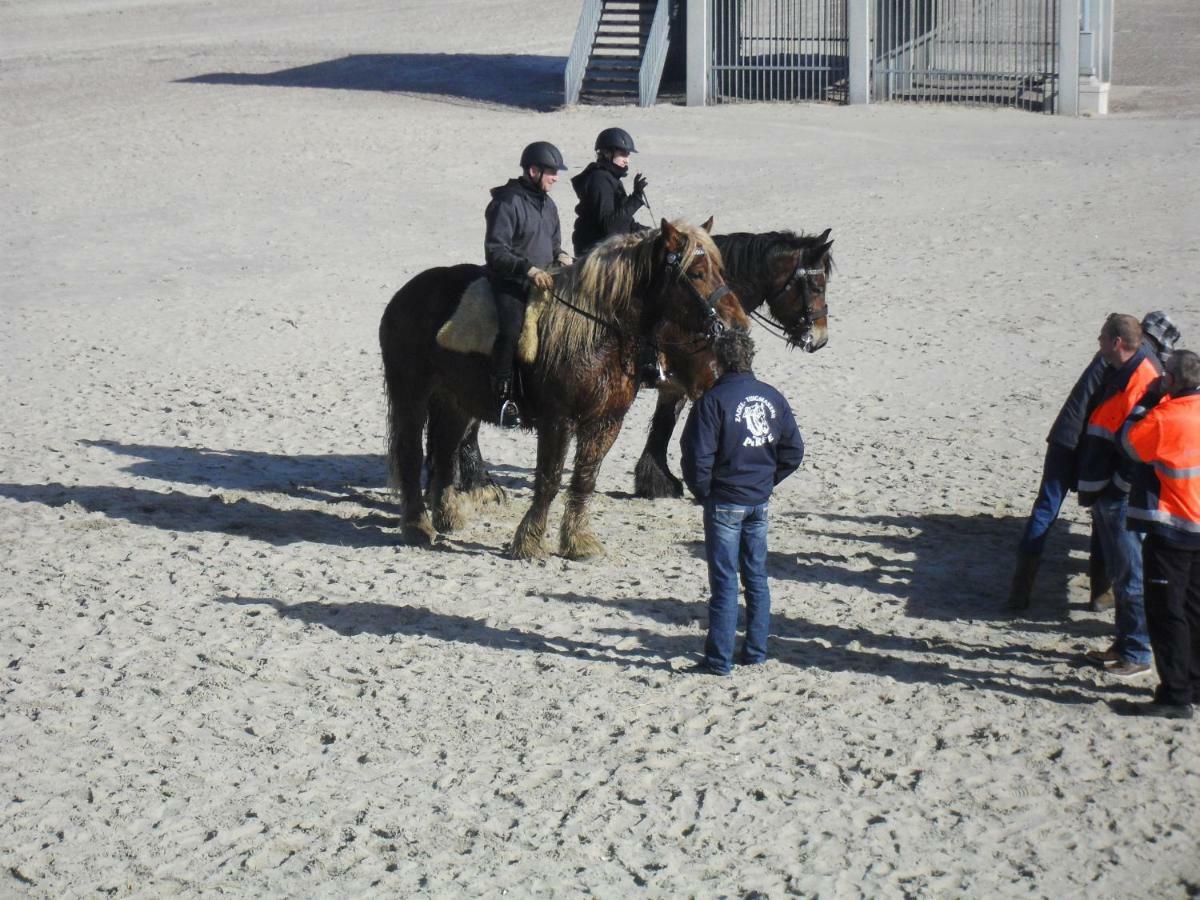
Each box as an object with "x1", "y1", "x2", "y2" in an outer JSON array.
[
  {"x1": 508, "y1": 539, "x2": 548, "y2": 560},
  {"x1": 633, "y1": 456, "x2": 685, "y2": 500},
  {"x1": 401, "y1": 518, "x2": 440, "y2": 546},
  {"x1": 468, "y1": 482, "x2": 508, "y2": 508},
  {"x1": 432, "y1": 489, "x2": 469, "y2": 533},
  {"x1": 560, "y1": 532, "x2": 605, "y2": 561}
]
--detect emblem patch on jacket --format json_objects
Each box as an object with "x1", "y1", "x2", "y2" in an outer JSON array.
[{"x1": 736, "y1": 395, "x2": 777, "y2": 447}]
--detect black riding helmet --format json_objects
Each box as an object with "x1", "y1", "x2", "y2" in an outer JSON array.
[
  {"x1": 520, "y1": 141, "x2": 567, "y2": 172},
  {"x1": 594, "y1": 127, "x2": 637, "y2": 154}
]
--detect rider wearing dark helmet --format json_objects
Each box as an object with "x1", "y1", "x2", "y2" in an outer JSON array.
[
  {"x1": 484, "y1": 140, "x2": 571, "y2": 427},
  {"x1": 570, "y1": 126, "x2": 649, "y2": 258}
]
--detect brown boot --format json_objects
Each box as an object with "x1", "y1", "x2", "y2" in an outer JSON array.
[
  {"x1": 1007, "y1": 552, "x2": 1040, "y2": 610},
  {"x1": 1089, "y1": 550, "x2": 1114, "y2": 611}
]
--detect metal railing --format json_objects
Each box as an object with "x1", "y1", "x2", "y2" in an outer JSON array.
[
  {"x1": 639, "y1": 0, "x2": 672, "y2": 106},
  {"x1": 709, "y1": 0, "x2": 850, "y2": 103},
  {"x1": 565, "y1": 0, "x2": 605, "y2": 105},
  {"x1": 872, "y1": 0, "x2": 1060, "y2": 112}
]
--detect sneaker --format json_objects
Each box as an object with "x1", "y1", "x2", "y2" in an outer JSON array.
[
  {"x1": 1085, "y1": 646, "x2": 1120, "y2": 666},
  {"x1": 1107, "y1": 661, "x2": 1151, "y2": 679},
  {"x1": 686, "y1": 661, "x2": 731, "y2": 677}
]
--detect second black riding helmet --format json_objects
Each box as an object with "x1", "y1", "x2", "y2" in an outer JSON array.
[
  {"x1": 594, "y1": 127, "x2": 637, "y2": 154},
  {"x1": 520, "y1": 141, "x2": 567, "y2": 171}
]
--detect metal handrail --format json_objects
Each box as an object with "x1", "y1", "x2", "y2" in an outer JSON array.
[
  {"x1": 565, "y1": 0, "x2": 605, "y2": 106},
  {"x1": 638, "y1": 1, "x2": 670, "y2": 107}
]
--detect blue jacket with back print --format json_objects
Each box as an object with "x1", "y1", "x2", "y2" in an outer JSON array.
[{"x1": 680, "y1": 372, "x2": 805, "y2": 505}]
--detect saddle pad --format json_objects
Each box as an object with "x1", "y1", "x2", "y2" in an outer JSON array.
[{"x1": 435, "y1": 277, "x2": 547, "y2": 365}]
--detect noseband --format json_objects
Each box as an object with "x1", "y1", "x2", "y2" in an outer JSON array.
[
  {"x1": 762, "y1": 259, "x2": 828, "y2": 346},
  {"x1": 665, "y1": 247, "x2": 730, "y2": 341}
]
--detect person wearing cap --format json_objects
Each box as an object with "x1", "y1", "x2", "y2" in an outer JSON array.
[
  {"x1": 1008, "y1": 310, "x2": 1182, "y2": 612},
  {"x1": 570, "y1": 126, "x2": 649, "y2": 258},
  {"x1": 484, "y1": 141, "x2": 572, "y2": 428}
]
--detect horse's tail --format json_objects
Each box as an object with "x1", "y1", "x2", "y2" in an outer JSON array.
[{"x1": 379, "y1": 299, "x2": 408, "y2": 496}]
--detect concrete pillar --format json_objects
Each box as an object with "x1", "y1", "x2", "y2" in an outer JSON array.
[
  {"x1": 1057, "y1": 0, "x2": 1080, "y2": 115},
  {"x1": 686, "y1": 0, "x2": 708, "y2": 106},
  {"x1": 847, "y1": 0, "x2": 870, "y2": 104}
]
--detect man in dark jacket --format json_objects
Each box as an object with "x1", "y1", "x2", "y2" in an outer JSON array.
[
  {"x1": 570, "y1": 127, "x2": 648, "y2": 258},
  {"x1": 680, "y1": 329, "x2": 805, "y2": 675},
  {"x1": 484, "y1": 140, "x2": 571, "y2": 427},
  {"x1": 1008, "y1": 310, "x2": 1181, "y2": 611}
]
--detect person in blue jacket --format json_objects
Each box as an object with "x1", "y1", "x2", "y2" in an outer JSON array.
[{"x1": 680, "y1": 328, "x2": 805, "y2": 675}]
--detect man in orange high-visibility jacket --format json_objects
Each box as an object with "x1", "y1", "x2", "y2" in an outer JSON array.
[
  {"x1": 1077, "y1": 314, "x2": 1163, "y2": 679},
  {"x1": 1116, "y1": 349, "x2": 1200, "y2": 719}
]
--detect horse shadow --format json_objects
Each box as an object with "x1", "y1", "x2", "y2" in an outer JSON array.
[
  {"x1": 0, "y1": 481, "x2": 395, "y2": 548},
  {"x1": 176, "y1": 53, "x2": 566, "y2": 111},
  {"x1": 79, "y1": 438, "x2": 534, "y2": 506}
]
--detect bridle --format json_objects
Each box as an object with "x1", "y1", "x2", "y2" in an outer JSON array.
[
  {"x1": 753, "y1": 257, "x2": 829, "y2": 350},
  {"x1": 663, "y1": 246, "x2": 732, "y2": 343}
]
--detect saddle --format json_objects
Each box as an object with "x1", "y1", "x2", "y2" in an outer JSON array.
[{"x1": 435, "y1": 276, "x2": 553, "y2": 364}]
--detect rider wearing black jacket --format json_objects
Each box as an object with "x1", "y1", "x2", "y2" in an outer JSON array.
[
  {"x1": 484, "y1": 141, "x2": 569, "y2": 427},
  {"x1": 571, "y1": 127, "x2": 648, "y2": 257}
]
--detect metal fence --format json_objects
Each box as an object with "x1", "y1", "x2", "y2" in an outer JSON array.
[
  {"x1": 709, "y1": 0, "x2": 850, "y2": 103},
  {"x1": 872, "y1": 0, "x2": 1060, "y2": 112}
]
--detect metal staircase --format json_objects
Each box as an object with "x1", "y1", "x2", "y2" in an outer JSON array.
[{"x1": 565, "y1": 0, "x2": 669, "y2": 106}]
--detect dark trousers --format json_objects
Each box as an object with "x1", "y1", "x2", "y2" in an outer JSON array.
[
  {"x1": 1143, "y1": 535, "x2": 1200, "y2": 706},
  {"x1": 491, "y1": 283, "x2": 527, "y2": 382}
]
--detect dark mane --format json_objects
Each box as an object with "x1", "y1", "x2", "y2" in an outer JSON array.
[{"x1": 714, "y1": 230, "x2": 834, "y2": 283}]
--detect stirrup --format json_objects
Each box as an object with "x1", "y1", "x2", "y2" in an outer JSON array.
[{"x1": 499, "y1": 399, "x2": 522, "y2": 429}]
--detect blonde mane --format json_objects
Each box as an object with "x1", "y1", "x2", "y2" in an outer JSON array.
[{"x1": 535, "y1": 221, "x2": 723, "y2": 374}]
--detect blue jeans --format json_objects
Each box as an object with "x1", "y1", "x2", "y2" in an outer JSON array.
[
  {"x1": 703, "y1": 501, "x2": 770, "y2": 673},
  {"x1": 1018, "y1": 442, "x2": 1077, "y2": 556},
  {"x1": 1091, "y1": 493, "x2": 1151, "y2": 664}
]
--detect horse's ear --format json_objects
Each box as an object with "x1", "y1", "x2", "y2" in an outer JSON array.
[
  {"x1": 807, "y1": 239, "x2": 834, "y2": 263},
  {"x1": 817, "y1": 227, "x2": 832, "y2": 243},
  {"x1": 701, "y1": 216, "x2": 714, "y2": 233},
  {"x1": 661, "y1": 219, "x2": 682, "y2": 249}
]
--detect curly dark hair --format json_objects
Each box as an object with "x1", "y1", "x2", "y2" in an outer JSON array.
[{"x1": 715, "y1": 327, "x2": 755, "y2": 374}]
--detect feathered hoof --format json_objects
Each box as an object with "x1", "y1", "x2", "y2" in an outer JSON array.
[
  {"x1": 466, "y1": 482, "x2": 508, "y2": 508},
  {"x1": 508, "y1": 522, "x2": 548, "y2": 560},
  {"x1": 633, "y1": 454, "x2": 685, "y2": 500},
  {"x1": 560, "y1": 529, "x2": 605, "y2": 561},
  {"x1": 432, "y1": 488, "x2": 469, "y2": 533},
  {"x1": 401, "y1": 515, "x2": 440, "y2": 546}
]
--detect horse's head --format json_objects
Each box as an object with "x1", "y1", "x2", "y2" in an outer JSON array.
[
  {"x1": 654, "y1": 218, "x2": 749, "y2": 343},
  {"x1": 765, "y1": 228, "x2": 834, "y2": 353}
]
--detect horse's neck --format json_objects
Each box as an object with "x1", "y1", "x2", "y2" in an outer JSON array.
[{"x1": 725, "y1": 267, "x2": 771, "y2": 314}]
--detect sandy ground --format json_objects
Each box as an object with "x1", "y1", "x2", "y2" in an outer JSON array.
[{"x1": 2, "y1": 1, "x2": 1199, "y2": 895}]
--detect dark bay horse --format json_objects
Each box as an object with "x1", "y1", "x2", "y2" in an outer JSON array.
[
  {"x1": 448, "y1": 228, "x2": 834, "y2": 501},
  {"x1": 380, "y1": 219, "x2": 747, "y2": 559},
  {"x1": 634, "y1": 228, "x2": 834, "y2": 497}
]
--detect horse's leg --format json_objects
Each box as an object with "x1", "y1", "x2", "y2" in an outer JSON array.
[
  {"x1": 560, "y1": 417, "x2": 623, "y2": 560},
  {"x1": 456, "y1": 422, "x2": 507, "y2": 508},
  {"x1": 389, "y1": 398, "x2": 438, "y2": 545},
  {"x1": 427, "y1": 398, "x2": 475, "y2": 534},
  {"x1": 510, "y1": 422, "x2": 571, "y2": 560},
  {"x1": 633, "y1": 390, "x2": 688, "y2": 500}
]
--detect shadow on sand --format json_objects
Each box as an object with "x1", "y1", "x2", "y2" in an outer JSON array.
[{"x1": 176, "y1": 53, "x2": 565, "y2": 111}]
